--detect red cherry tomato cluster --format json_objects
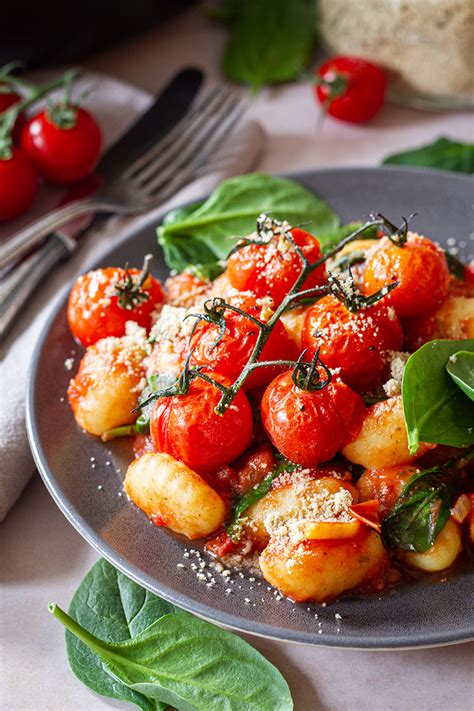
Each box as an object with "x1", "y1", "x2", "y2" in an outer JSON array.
[
  {"x1": 0, "y1": 68, "x2": 101, "y2": 223},
  {"x1": 314, "y1": 55, "x2": 386, "y2": 123},
  {"x1": 67, "y1": 215, "x2": 454, "y2": 481}
]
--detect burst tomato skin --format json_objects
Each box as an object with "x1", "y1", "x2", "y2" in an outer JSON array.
[
  {"x1": 363, "y1": 234, "x2": 450, "y2": 317},
  {"x1": 315, "y1": 56, "x2": 386, "y2": 123},
  {"x1": 261, "y1": 372, "x2": 366, "y2": 466},
  {"x1": 190, "y1": 293, "x2": 297, "y2": 389},
  {"x1": 0, "y1": 148, "x2": 38, "y2": 222},
  {"x1": 301, "y1": 294, "x2": 403, "y2": 391},
  {"x1": 226, "y1": 228, "x2": 326, "y2": 307},
  {"x1": 67, "y1": 267, "x2": 164, "y2": 347},
  {"x1": 20, "y1": 106, "x2": 102, "y2": 184},
  {"x1": 150, "y1": 373, "x2": 253, "y2": 475}
]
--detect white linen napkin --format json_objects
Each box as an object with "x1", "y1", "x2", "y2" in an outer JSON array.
[{"x1": 0, "y1": 74, "x2": 264, "y2": 520}]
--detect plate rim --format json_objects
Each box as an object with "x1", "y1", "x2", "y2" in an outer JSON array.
[{"x1": 27, "y1": 166, "x2": 474, "y2": 649}]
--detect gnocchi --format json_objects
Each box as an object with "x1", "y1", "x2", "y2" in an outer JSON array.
[
  {"x1": 400, "y1": 518, "x2": 462, "y2": 572},
  {"x1": 259, "y1": 528, "x2": 388, "y2": 603},
  {"x1": 342, "y1": 396, "x2": 433, "y2": 469},
  {"x1": 124, "y1": 452, "x2": 227, "y2": 539},
  {"x1": 67, "y1": 328, "x2": 147, "y2": 436}
]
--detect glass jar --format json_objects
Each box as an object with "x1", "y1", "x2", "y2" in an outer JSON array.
[{"x1": 318, "y1": 0, "x2": 474, "y2": 110}]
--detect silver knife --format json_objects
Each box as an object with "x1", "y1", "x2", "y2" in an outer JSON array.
[{"x1": 0, "y1": 68, "x2": 203, "y2": 340}]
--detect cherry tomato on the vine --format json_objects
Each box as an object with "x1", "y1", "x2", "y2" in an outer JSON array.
[
  {"x1": 261, "y1": 371, "x2": 366, "y2": 466},
  {"x1": 190, "y1": 292, "x2": 297, "y2": 389},
  {"x1": 67, "y1": 264, "x2": 164, "y2": 347},
  {"x1": 301, "y1": 295, "x2": 403, "y2": 391},
  {"x1": 150, "y1": 372, "x2": 253, "y2": 475},
  {"x1": 315, "y1": 56, "x2": 386, "y2": 123},
  {"x1": 227, "y1": 228, "x2": 327, "y2": 307},
  {"x1": 363, "y1": 234, "x2": 451, "y2": 317},
  {"x1": 0, "y1": 147, "x2": 38, "y2": 222},
  {"x1": 21, "y1": 105, "x2": 101, "y2": 184}
]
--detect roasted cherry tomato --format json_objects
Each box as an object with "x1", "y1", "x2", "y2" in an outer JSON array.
[
  {"x1": 20, "y1": 105, "x2": 101, "y2": 184},
  {"x1": 261, "y1": 370, "x2": 365, "y2": 466},
  {"x1": 67, "y1": 261, "x2": 164, "y2": 347},
  {"x1": 363, "y1": 234, "x2": 450, "y2": 317},
  {"x1": 190, "y1": 292, "x2": 297, "y2": 389},
  {"x1": 226, "y1": 227, "x2": 326, "y2": 306},
  {"x1": 301, "y1": 294, "x2": 403, "y2": 391},
  {"x1": 0, "y1": 147, "x2": 38, "y2": 222},
  {"x1": 0, "y1": 85, "x2": 24, "y2": 140},
  {"x1": 315, "y1": 56, "x2": 386, "y2": 123},
  {"x1": 150, "y1": 372, "x2": 252, "y2": 475}
]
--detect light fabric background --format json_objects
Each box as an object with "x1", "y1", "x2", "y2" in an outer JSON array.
[{"x1": 1, "y1": 6, "x2": 473, "y2": 710}]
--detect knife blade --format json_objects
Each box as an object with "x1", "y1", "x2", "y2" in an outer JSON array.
[{"x1": 0, "y1": 68, "x2": 203, "y2": 339}]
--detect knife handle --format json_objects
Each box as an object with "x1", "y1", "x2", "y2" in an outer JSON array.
[{"x1": 0, "y1": 233, "x2": 76, "y2": 341}]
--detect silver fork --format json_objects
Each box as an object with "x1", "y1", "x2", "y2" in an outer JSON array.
[
  {"x1": 0, "y1": 87, "x2": 247, "y2": 338},
  {"x1": 0, "y1": 86, "x2": 247, "y2": 271}
]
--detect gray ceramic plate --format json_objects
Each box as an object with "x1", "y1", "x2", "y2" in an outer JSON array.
[{"x1": 27, "y1": 167, "x2": 474, "y2": 649}]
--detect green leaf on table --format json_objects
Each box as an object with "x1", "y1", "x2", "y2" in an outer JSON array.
[
  {"x1": 227, "y1": 458, "x2": 299, "y2": 541},
  {"x1": 446, "y1": 350, "x2": 474, "y2": 401},
  {"x1": 402, "y1": 339, "x2": 474, "y2": 455},
  {"x1": 65, "y1": 558, "x2": 176, "y2": 710},
  {"x1": 221, "y1": 0, "x2": 316, "y2": 91},
  {"x1": 157, "y1": 172, "x2": 339, "y2": 273},
  {"x1": 383, "y1": 137, "x2": 474, "y2": 174},
  {"x1": 53, "y1": 602, "x2": 293, "y2": 711},
  {"x1": 381, "y1": 466, "x2": 457, "y2": 553}
]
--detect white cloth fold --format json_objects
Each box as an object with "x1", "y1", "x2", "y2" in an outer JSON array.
[{"x1": 0, "y1": 76, "x2": 265, "y2": 520}]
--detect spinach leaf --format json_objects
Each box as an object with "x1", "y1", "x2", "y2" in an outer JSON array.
[
  {"x1": 65, "y1": 559, "x2": 176, "y2": 711},
  {"x1": 227, "y1": 459, "x2": 298, "y2": 541},
  {"x1": 446, "y1": 350, "x2": 474, "y2": 401},
  {"x1": 381, "y1": 468, "x2": 456, "y2": 553},
  {"x1": 383, "y1": 137, "x2": 474, "y2": 174},
  {"x1": 221, "y1": 0, "x2": 316, "y2": 91},
  {"x1": 157, "y1": 173, "x2": 339, "y2": 273},
  {"x1": 52, "y1": 604, "x2": 293, "y2": 711},
  {"x1": 402, "y1": 339, "x2": 474, "y2": 454}
]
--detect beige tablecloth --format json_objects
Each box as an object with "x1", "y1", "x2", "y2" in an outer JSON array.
[{"x1": 2, "y1": 7, "x2": 473, "y2": 711}]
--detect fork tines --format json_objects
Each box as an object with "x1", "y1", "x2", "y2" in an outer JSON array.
[{"x1": 123, "y1": 85, "x2": 248, "y2": 203}]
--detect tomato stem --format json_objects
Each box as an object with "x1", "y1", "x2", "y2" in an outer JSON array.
[{"x1": 137, "y1": 213, "x2": 407, "y2": 417}]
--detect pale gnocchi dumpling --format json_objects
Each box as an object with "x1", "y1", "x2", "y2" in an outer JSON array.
[
  {"x1": 342, "y1": 395, "x2": 433, "y2": 469},
  {"x1": 400, "y1": 518, "x2": 462, "y2": 573},
  {"x1": 244, "y1": 476, "x2": 358, "y2": 550},
  {"x1": 67, "y1": 328, "x2": 148, "y2": 436},
  {"x1": 435, "y1": 296, "x2": 474, "y2": 339},
  {"x1": 124, "y1": 452, "x2": 227, "y2": 540},
  {"x1": 260, "y1": 528, "x2": 388, "y2": 603}
]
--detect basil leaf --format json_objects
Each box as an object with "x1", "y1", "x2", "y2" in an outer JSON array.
[
  {"x1": 157, "y1": 173, "x2": 339, "y2": 273},
  {"x1": 383, "y1": 137, "x2": 474, "y2": 174},
  {"x1": 221, "y1": 0, "x2": 316, "y2": 91},
  {"x1": 402, "y1": 339, "x2": 474, "y2": 454},
  {"x1": 446, "y1": 350, "x2": 474, "y2": 401},
  {"x1": 65, "y1": 559, "x2": 175, "y2": 711},
  {"x1": 381, "y1": 468, "x2": 456, "y2": 553},
  {"x1": 53, "y1": 605, "x2": 293, "y2": 711},
  {"x1": 227, "y1": 459, "x2": 298, "y2": 541}
]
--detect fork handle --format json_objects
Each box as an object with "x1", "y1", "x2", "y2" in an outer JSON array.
[
  {"x1": 0, "y1": 197, "x2": 105, "y2": 270},
  {"x1": 0, "y1": 232, "x2": 76, "y2": 340}
]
